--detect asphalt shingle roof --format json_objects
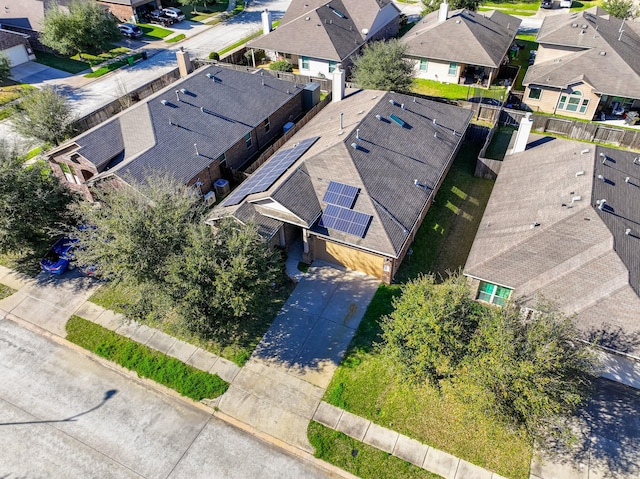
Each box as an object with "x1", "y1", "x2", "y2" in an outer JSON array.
[
  {"x1": 524, "y1": 7, "x2": 640, "y2": 98},
  {"x1": 248, "y1": 0, "x2": 399, "y2": 61},
  {"x1": 464, "y1": 136, "x2": 640, "y2": 356},
  {"x1": 402, "y1": 9, "x2": 521, "y2": 68},
  {"x1": 76, "y1": 119, "x2": 124, "y2": 171}
]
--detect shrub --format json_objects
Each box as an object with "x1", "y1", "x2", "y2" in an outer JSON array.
[
  {"x1": 208, "y1": 51, "x2": 220, "y2": 60},
  {"x1": 269, "y1": 60, "x2": 293, "y2": 72}
]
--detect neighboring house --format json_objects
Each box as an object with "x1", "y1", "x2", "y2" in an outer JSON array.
[
  {"x1": 402, "y1": 4, "x2": 521, "y2": 87},
  {"x1": 0, "y1": 29, "x2": 36, "y2": 66},
  {"x1": 0, "y1": 0, "x2": 159, "y2": 38},
  {"x1": 523, "y1": 7, "x2": 640, "y2": 120},
  {"x1": 464, "y1": 132, "x2": 640, "y2": 386},
  {"x1": 208, "y1": 75, "x2": 472, "y2": 283},
  {"x1": 46, "y1": 65, "x2": 306, "y2": 201},
  {"x1": 247, "y1": 0, "x2": 401, "y2": 77}
]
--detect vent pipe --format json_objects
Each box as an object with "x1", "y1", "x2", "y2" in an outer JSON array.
[
  {"x1": 175, "y1": 90, "x2": 180, "y2": 102},
  {"x1": 194, "y1": 143, "x2": 200, "y2": 156},
  {"x1": 356, "y1": 129, "x2": 360, "y2": 140},
  {"x1": 340, "y1": 112, "x2": 344, "y2": 130}
]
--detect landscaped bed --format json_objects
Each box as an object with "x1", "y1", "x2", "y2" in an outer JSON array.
[
  {"x1": 66, "y1": 315, "x2": 229, "y2": 400},
  {"x1": 310, "y1": 143, "x2": 534, "y2": 478},
  {"x1": 0, "y1": 284, "x2": 16, "y2": 301},
  {"x1": 35, "y1": 51, "x2": 90, "y2": 74},
  {"x1": 0, "y1": 82, "x2": 36, "y2": 120}
]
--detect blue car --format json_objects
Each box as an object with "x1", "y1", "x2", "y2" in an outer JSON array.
[{"x1": 40, "y1": 237, "x2": 78, "y2": 274}]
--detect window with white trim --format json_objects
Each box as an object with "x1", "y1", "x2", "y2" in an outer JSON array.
[
  {"x1": 263, "y1": 118, "x2": 270, "y2": 133},
  {"x1": 419, "y1": 58, "x2": 428, "y2": 71},
  {"x1": 477, "y1": 281, "x2": 512, "y2": 306},
  {"x1": 528, "y1": 87, "x2": 542, "y2": 100},
  {"x1": 301, "y1": 56, "x2": 309, "y2": 70},
  {"x1": 245, "y1": 132, "x2": 252, "y2": 148},
  {"x1": 448, "y1": 62, "x2": 457, "y2": 76},
  {"x1": 329, "y1": 61, "x2": 337, "y2": 73},
  {"x1": 60, "y1": 163, "x2": 81, "y2": 184},
  {"x1": 557, "y1": 90, "x2": 589, "y2": 114}
]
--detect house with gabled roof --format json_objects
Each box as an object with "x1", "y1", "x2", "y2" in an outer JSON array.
[
  {"x1": 401, "y1": 4, "x2": 520, "y2": 87},
  {"x1": 0, "y1": 28, "x2": 35, "y2": 66},
  {"x1": 523, "y1": 7, "x2": 640, "y2": 121},
  {"x1": 208, "y1": 75, "x2": 472, "y2": 282},
  {"x1": 247, "y1": 0, "x2": 401, "y2": 77},
  {"x1": 464, "y1": 133, "x2": 640, "y2": 387},
  {"x1": 46, "y1": 65, "x2": 306, "y2": 201}
]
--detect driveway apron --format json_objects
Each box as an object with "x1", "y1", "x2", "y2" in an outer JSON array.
[{"x1": 218, "y1": 263, "x2": 379, "y2": 452}]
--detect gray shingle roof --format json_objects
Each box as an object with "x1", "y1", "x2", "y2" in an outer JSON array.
[
  {"x1": 234, "y1": 202, "x2": 283, "y2": 239},
  {"x1": 213, "y1": 89, "x2": 471, "y2": 258},
  {"x1": 270, "y1": 168, "x2": 322, "y2": 225},
  {"x1": 57, "y1": 66, "x2": 302, "y2": 185},
  {"x1": 248, "y1": 0, "x2": 399, "y2": 61},
  {"x1": 464, "y1": 136, "x2": 640, "y2": 356},
  {"x1": 402, "y1": 9, "x2": 521, "y2": 68},
  {"x1": 524, "y1": 7, "x2": 640, "y2": 98}
]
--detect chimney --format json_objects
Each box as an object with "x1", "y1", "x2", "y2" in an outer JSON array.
[
  {"x1": 438, "y1": 2, "x2": 449, "y2": 23},
  {"x1": 262, "y1": 9, "x2": 273, "y2": 35},
  {"x1": 176, "y1": 48, "x2": 193, "y2": 78},
  {"x1": 512, "y1": 112, "x2": 533, "y2": 154},
  {"x1": 332, "y1": 65, "x2": 345, "y2": 102}
]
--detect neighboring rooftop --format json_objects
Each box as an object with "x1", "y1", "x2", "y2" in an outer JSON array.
[
  {"x1": 524, "y1": 7, "x2": 640, "y2": 98},
  {"x1": 402, "y1": 9, "x2": 521, "y2": 68},
  {"x1": 248, "y1": 0, "x2": 400, "y2": 62},
  {"x1": 211, "y1": 89, "x2": 472, "y2": 259},
  {"x1": 465, "y1": 136, "x2": 640, "y2": 355}
]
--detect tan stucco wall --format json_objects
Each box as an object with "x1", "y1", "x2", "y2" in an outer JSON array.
[
  {"x1": 314, "y1": 238, "x2": 384, "y2": 279},
  {"x1": 524, "y1": 82, "x2": 600, "y2": 119}
]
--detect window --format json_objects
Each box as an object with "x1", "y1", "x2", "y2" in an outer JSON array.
[
  {"x1": 329, "y1": 61, "x2": 337, "y2": 73},
  {"x1": 419, "y1": 59, "x2": 428, "y2": 72},
  {"x1": 263, "y1": 118, "x2": 270, "y2": 133},
  {"x1": 60, "y1": 163, "x2": 81, "y2": 184},
  {"x1": 477, "y1": 281, "x2": 512, "y2": 306},
  {"x1": 218, "y1": 152, "x2": 226, "y2": 165},
  {"x1": 448, "y1": 62, "x2": 457, "y2": 76},
  {"x1": 557, "y1": 90, "x2": 589, "y2": 114},
  {"x1": 528, "y1": 87, "x2": 542, "y2": 100},
  {"x1": 245, "y1": 133, "x2": 252, "y2": 148},
  {"x1": 301, "y1": 56, "x2": 309, "y2": 70}
]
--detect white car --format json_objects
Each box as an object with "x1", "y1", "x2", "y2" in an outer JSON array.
[{"x1": 162, "y1": 7, "x2": 186, "y2": 22}]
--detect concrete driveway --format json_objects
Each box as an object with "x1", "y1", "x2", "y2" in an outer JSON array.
[
  {"x1": 10, "y1": 61, "x2": 74, "y2": 86},
  {"x1": 0, "y1": 317, "x2": 335, "y2": 478},
  {"x1": 219, "y1": 264, "x2": 379, "y2": 453}
]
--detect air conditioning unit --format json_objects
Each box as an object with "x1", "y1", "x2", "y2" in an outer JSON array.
[{"x1": 204, "y1": 190, "x2": 216, "y2": 205}]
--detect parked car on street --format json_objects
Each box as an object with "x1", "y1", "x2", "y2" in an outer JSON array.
[
  {"x1": 40, "y1": 237, "x2": 77, "y2": 274},
  {"x1": 541, "y1": 0, "x2": 553, "y2": 9},
  {"x1": 118, "y1": 23, "x2": 143, "y2": 38},
  {"x1": 162, "y1": 7, "x2": 186, "y2": 22},
  {"x1": 146, "y1": 9, "x2": 175, "y2": 26}
]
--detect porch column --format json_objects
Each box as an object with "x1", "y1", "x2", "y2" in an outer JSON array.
[
  {"x1": 278, "y1": 226, "x2": 285, "y2": 247},
  {"x1": 487, "y1": 69, "x2": 493, "y2": 88},
  {"x1": 302, "y1": 229, "x2": 309, "y2": 254}
]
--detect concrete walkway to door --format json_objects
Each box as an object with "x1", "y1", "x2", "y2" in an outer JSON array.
[{"x1": 218, "y1": 263, "x2": 379, "y2": 453}]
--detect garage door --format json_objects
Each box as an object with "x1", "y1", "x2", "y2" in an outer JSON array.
[
  {"x1": 3, "y1": 44, "x2": 29, "y2": 67},
  {"x1": 315, "y1": 238, "x2": 384, "y2": 279}
]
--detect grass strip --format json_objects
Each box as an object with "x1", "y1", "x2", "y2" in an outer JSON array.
[
  {"x1": 34, "y1": 51, "x2": 90, "y2": 74},
  {"x1": 0, "y1": 284, "x2": 16, "y2": 300},
  {"x1": 66, "y1": 315, "x2": 228, "y2": 400},
  {"x1": 166, "y1": 33, "x2": 186, "y2": 43},
  {"x1": 85, "y1": 53, "x2": 143, "y2": 78},
  {"x1": 308, "y1": 422, "x2": 439, "y2": 479},
  {"x1": 138, "y1": 24, "x2": 173, "y2": 39}
]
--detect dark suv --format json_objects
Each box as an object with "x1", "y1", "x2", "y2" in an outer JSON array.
[{"x1": 146, "y1": 9, "x2": 175, "y2": 26}]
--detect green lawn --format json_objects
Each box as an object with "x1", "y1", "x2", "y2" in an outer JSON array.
[
  {"x1": 308, "y1": 422, "x2": 440, "y2": 479},
  {"x1": 484, "y1": 126, "x2": 516, "y2": 160},
  {"x1": 66, "y1": 315, "x2": 228, "y2": 400},
  {"x1": 512, "y1": 34, "x2": 539, "y2": 91},
  {"x1": 71, "y1": 46, "x2": 129, "y2": 66},
  {"x1": 316, "y1": 143, "x2": 533, "y2": 478},
  {"x1": 571, "y1": 0, "x2": 603, "y2": 10},
  {"x1": 84, "y1": 53, "x2": 143, "y2": 78},
  {"x1": 480, "y1": 0, "x2": 540, "y2": 15},
  {"x1": 0, "y1": 82, "x2": 36, "y2": 120},
  {"x1": 166, "y1": 33, "x2": 186, "y2": 43},
  {"x1": 179, "y1": 1, "x2": 229, "y2": 21},
  {"x1": 138, "y1": 24, "x2": 173, "y2": 39},
  {"x1": 0, "y1": 284, "x2": 16, "y2": 301},
  {"x1": 411, "y1": 79, "x2": 506, "y2": 102},
  {"x1": 89, "y1": 276, "x2": 295, "y2": 366},
  {"x1": 35, "y1": 51, "x2": 90, "y2": 74}
]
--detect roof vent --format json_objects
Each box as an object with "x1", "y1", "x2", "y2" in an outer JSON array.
[
  {"x1": 572, "y1": 23, "x2": 578, "y2": 27},
  {"x1": 576, "y1": 170, "x2": 585, "y2": 176},
  {"x1": 626, "y1": 228, "x2": 632, "y2": 235},
  {"x1": 581, "y1": 148, "x2": 589, "y2": 154},
  {"x1": 376, "y1": 114, "x2": 382, "y2": 120},
  {"x1": 389, "y1": 99, "x2": 398, "y2": 106},
  {"x1": 356, "y1": 128, "x2": 361, "y2": 140},
  {"x1": 596, "y1": 199, "x2": 607, "y2": 210},
  {"x1": 597, "y1": 174, "x2": 607, "y2": 182},
  {"x1": 530, "y1": 222, "x2": 541, "y2": 229},
  {"x1": 305, "y1": 16, "x2": 310, "y2": 20},
  {"x1": 206, "y1": 73, "x2": 213, "y2": 78},
  {"x1": 572, "y1": 195, "x2": 582, "y2": 202},
  {"x1": 351, "y1": 142, "x2": 359, "y2": 150},
  {"x1": 600, "y1": 51, "x2": 606, "y2": 56},
  {"x1": 433, "y1": 118, "x2": 438, "y2": 126},
  {"x1": 180, "y1": 88, "x2": 188, "y2": 94},
  {"x1": 389, "y1": 114, "x2": 405, "y2": 127},
  {"x1": 161, "y1": 99, "x2": 169, "y2": 105},
  {"x1": 401, "y1": 103, "x2": 405, "y2": 110},
  {"x1": 633, "y1": 157, "x2": 639, "y2": 165},
  {"x1": 581, "y1": 24, "x2": 588, "y2": 29},
  {"x1": 456, "y1": 19, "x2": 461, "y2": 23}
]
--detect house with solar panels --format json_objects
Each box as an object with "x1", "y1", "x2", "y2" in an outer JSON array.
[
  {"x1": 46, "y1": 65, "x2": 308, "y2": 202},
  {"x1": 208, "y1": 78, "x2": 472, "y2": 283}
]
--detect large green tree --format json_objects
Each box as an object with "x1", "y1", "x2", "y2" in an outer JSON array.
[
  {"x1": 421, "y1": 0, "x2": 483, "y2": 15},
  {"x1": 12, "y1": 87, "x2": 75, "y2": 145},
  {"x1": 352, "y1": 40, "x2": 414, "y2": 93},
  {"x1": 74, "y1": 175, "x2": 282, "y2": 336},
  {"x1": 0, "y1": 143, "x2": 77, "y2": 253},
  {"x1": 382, "y1": 273, "x2": 599, "y2": 437},
  {"x1": 40, "y1": 0, "x2": 121, "y2": 58},
  {"x1": 603, "y1": 0, "x2": 636, "y2": 18}
]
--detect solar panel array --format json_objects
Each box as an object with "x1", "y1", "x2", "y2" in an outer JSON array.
[
  {"x1": 320, "y1": 204, "x2": 372, "y2": 238},
  {"x1": 222, "y1": 136, "x2": 319, "y2": 207},
  {"x1": 322, "y1": 181, "x2": 359, "y2": 208}
]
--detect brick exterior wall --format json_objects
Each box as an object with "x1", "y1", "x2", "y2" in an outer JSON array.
[
  {"x1": 98, "y1": 2, "x2": 135, "y2": 22},
  {"x1": 186, "y1": 161, "x2": 222, "y2": 196},
  {"x1": 49, "y1": 150, "x2": 99, "y2": 202}
]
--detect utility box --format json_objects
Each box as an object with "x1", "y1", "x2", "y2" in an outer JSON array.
[
  {"x1": 303, "y1": 82, "x2": 320, "y2": 110},
  {"x1": 214, "y1": 178, "x2": 230, "y2": 198}
]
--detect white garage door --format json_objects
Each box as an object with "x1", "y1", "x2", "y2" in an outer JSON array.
[{"x1": 3, "y1": 44, "x2": 30, "y2": 67}]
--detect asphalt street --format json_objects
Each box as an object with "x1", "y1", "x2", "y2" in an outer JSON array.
[{"x1": 0, "y1": 317, "x2": 334, "y2": 479}]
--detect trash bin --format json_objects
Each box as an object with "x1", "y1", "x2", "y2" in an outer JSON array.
[
  {"x1": 141, "y1": 51, "x2": 148, "y2": 60},
  {"x1": 127, "y1": 56, "x2": 134, "y2": 66}
]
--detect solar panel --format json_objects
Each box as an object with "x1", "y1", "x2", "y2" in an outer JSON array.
[
  {"x1": 322, "y1": 181, "x2": 359, "y2": 208},
  {"x1": 320, "y1": 204, "x2": 371, "y2": 238},
  {"x1": 222, "y1": 136, "x2": 319, "y2": 207}
]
